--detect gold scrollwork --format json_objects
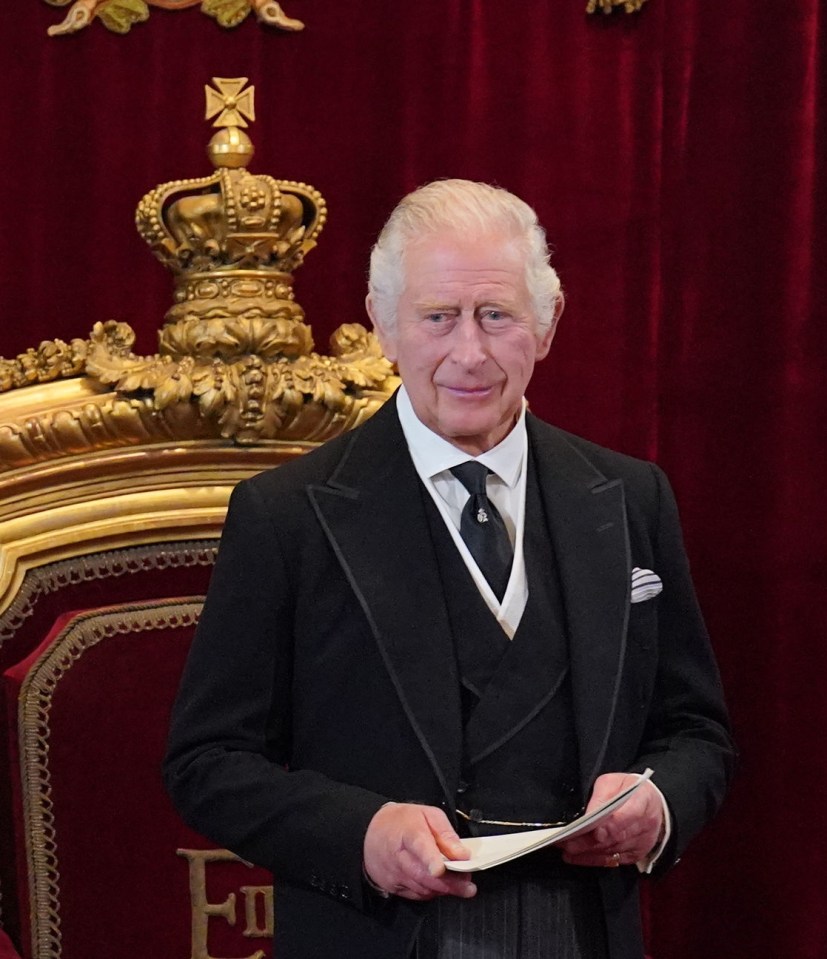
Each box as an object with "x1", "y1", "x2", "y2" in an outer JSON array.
[
  {"x1": 0, "y1": 338, "x2": 88, "y2": 392},
  {"x1": 43, "y1": 0, "x2": 304, "y2": 36},
  {"x1": 82, "y1": 319, "x2": 394, "y2": 445},
  {"x1": 586, "y1": 0, "x2": 649, "y2": 13}
]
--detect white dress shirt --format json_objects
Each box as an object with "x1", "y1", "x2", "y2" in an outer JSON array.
[{"x1": 396, "y1": 386, "x2": 529, "y2": 639}]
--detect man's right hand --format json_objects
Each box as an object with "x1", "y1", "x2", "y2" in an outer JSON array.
[{"x1": 363, "y1": 802, "x2": 478, "y2": 901}]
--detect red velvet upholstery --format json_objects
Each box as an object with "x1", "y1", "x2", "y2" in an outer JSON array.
[
  {"x1": 3, "y1": 598, "x2": 273, "y2": 959},
  {"x1": 0, "y1": 930, "x2": 21, "y2": 959},
  {"x1": 0, "y1": 542, "x2": 221, "y2": 952}
]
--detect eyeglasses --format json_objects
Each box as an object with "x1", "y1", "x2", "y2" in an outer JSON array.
[{"x1": 456, "y1": 807, "x2": 585, "y2": 829}]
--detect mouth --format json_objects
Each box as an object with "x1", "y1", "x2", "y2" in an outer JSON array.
[{"x1": 439, "y1": 384, "x2": 496, "y2": 397}]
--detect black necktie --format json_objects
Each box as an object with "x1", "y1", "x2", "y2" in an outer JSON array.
[{"x1": 450, "y1": 461, "x2": 513, "y2": 601}]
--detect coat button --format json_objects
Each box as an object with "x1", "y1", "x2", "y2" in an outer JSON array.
[
  {"x1": 469, "y1": 808, "x2": 483, "y2": 822},
  {"x1": 456, "y1": 780, "x2": 469, "y2": 795}
]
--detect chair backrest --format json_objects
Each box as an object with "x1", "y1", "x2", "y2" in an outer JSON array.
[
  {"x1": 4, "y1": 597, "x2": 276, "y2": 959},
  {"x1": 0, "y1": 84, "x2": 397, "y2": 955}
]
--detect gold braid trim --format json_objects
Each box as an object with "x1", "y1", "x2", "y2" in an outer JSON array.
[
  {"x1": 17, "y1": 599, "x2": 204, "y2": 959},
  {"x1": 0, "y1": 541, "x2": 218, "y2": 650}
]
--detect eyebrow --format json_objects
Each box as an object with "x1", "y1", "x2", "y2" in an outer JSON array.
[
  {"x1": 414, "y1": 302, "x2": 459, "y2": 312},
  {"x1": 414, "y1": 298, "x2": 516, "y2": 311}
]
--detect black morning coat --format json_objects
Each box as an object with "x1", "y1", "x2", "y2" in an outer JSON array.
[{"x1": 164, "y1": 395, "x2": 735, "y2": 959}]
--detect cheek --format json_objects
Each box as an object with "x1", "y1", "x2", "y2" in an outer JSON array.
[
  {"x1": 501, "y1": 341, "x2": 538, "y2": 379},
  {"x1": 406, "y1": 342, "x2": 448, "y2": 377}
]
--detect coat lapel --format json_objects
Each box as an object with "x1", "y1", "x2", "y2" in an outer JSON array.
[
  {"x1": 527, "y1": 417, "x2": 632, "y2": 797},
  {"x1": 307, "y1": 400, "x2": 463, "y2": 805}
]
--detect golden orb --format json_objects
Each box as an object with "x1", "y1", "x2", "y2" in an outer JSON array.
[{"x1": 207, "y1": 127, "x2": 254, "y2": 169}]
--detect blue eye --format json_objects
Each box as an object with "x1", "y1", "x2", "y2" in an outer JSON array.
[{"x1": 480, "y1": 309, "x2": 511, "y2": 330}]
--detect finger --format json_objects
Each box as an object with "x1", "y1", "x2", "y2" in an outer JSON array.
[
  {"x1": 395, "y1": 878, "x2": 478, "y2": 902},
  {"x1": 431, "y1": 873, "x2": 478, "y2": 899},
  {"x1": 392, "y1": 854, "x2": 477, "y2": 900},
  {"x1": 569, "y1": 797, "x2": 657, "y2": 852},
  {"x1": 562, "y1": 849, "x2": 635, "y2": 868},
  {"x1": 562, "y1": 831, "x2": 649, "y2": 858},
  {"x1": 395, "y1": 847, "x2": 477, "y2": 898},
  {"x1": 583, "y1": 774, "x2": 633, "y2": 811},
  {"x1": 433, "y1": 829, "x2": 469, "y2": 863},
  {"x1": 422, "y1": 807, "x2": 470, "y2": 862},
  {"x1": 404, "y1": 828, "x2": 451, "y2": 878}
]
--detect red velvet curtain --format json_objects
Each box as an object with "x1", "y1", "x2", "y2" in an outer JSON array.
[{"x1": 3, "y1": 3, "x2": 826, "y2": 957}]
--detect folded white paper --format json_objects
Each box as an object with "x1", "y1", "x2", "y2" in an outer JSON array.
[{"x1": 444, "y1": 768, "x2": 654, "y2": 872}]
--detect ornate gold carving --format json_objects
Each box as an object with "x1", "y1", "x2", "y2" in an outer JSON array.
[
  {"x1": 178, "y1": 848, "x2": 273, "y2": 959},
  {"x1": 0, "y1": 78, "x2": 398, "y2": 453},
  {"x1": 44, "y1": 0, "x2": 304, "y2": 35},
  {"x1": 586, "y1": 0, "x2": 648, "y2": 12},
  {"x1": 18, "y1": 600, "x2": 204, "y2": 959},
  {"x1": 82, "y1": 318, "x2": 394, "y2": 444},
  {"x1": 0, "y1": 338, "x2": 88, "y2": 392}
]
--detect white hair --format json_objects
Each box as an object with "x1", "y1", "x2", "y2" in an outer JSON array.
[{"x1": 368, "y1": 179, "x2": 562, "y2": 333}]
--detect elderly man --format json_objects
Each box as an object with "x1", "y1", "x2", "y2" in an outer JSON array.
[{"x1": 164, "y1": 180, "x2": 735, "y2": 959}]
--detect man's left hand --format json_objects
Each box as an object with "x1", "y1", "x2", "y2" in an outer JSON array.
[{"x1": 559, "y1": 773, "x2": 663, "y2": 868}]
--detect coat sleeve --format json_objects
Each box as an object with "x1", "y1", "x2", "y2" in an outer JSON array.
[
  {"x1": 628, "y1": 463, "x2": 736, "y2": 873},
  {"x1": 163, "y1": 479, "x2": 389, "y2": 911}
]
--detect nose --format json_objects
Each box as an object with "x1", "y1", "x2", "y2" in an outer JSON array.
[{"x1": 449, "y1": 314, "x2": 488, "y2": 368}]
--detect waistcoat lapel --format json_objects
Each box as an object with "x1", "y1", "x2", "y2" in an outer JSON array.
[{"x1": 461, "y1": 458, "x2": 570, "y2": 765}]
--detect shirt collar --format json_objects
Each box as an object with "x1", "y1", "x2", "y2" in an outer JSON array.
[{"x1": 396, "y1": 385, "x2": 527, "y2": 488}]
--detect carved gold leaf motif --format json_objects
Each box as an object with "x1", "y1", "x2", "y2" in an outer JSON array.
[
  {"x1": 202, "y1": 0, "x2": 252, "y2": 30},
  {"x1": 0, "y1": 339, "x2": 88, "y2": 392},
  {"x1": 0, "y1": 78, "x2": 398, "y2": 458},
  {"x1": 586, "y1": 0, "x2": 648, "y2": 12},
  {"x1": 43, "y1": 0, "x2": 304, "y2": 35},
  {"x1": 97, "y1": 0, "x2": 149, "y2": 33}
]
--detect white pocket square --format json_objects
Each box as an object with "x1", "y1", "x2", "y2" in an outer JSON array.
[{"x1": 631, "y1": 567, "x2": 663, "y2": 603}]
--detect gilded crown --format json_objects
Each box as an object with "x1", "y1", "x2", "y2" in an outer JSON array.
[
  {"x1": 135, "y1": 77, "x2": 326, "y2": 355},
  {"x1": 0, "y1": 78, "x2": 395, "y2": 450}
]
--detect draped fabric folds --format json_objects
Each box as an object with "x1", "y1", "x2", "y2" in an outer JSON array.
[{"x1": 2, "y1": 3, "x2": 825, "y2": 958}]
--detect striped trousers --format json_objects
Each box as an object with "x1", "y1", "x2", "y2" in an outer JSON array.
[{"x1": 413, "y1": 864, "x2": 609, "y2": 959}]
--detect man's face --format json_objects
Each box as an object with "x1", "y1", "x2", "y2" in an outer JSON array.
[{"x1": 370, "y1": 230, "x2": 556, "y2": 455}]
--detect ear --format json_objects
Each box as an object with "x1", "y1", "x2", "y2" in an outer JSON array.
[
  {"x1": 366, "y1": 294, "x2": 398, "y2": 362},
  {"x1": 535, "y1": 291, "x2": 564, "y2": 361}
]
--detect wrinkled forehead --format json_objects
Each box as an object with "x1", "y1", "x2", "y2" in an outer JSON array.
[{"x1": 399, "y1": 228, "x2": 528, "y2": 287}]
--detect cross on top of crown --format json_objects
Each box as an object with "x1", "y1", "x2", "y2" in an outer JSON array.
[{"x1": 205, "y1": 77, "x2": 256, "y2": 129}]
